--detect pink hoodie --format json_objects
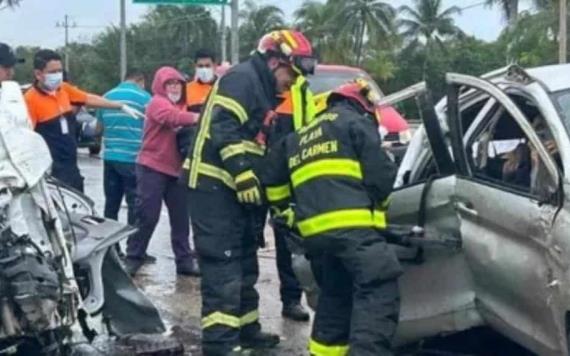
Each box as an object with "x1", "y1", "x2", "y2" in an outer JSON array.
[{"x1": 138, "y1": 67, "x2": 198, "y2": 177}]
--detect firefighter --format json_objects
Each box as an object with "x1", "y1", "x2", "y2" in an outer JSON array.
[
  {"x1": 268, "y1": 75, "x2": 316, "y2": 322},
  {"x1": 182, "y1": 30, "x2": 316, "y2": 356},
  {"x1": 261, "y1": 79, "x2": 403, "y2": 356}
]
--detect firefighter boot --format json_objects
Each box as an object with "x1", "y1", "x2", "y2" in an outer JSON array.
[{"x1": 240, "y1": 329, "x2": 280, "y2": 350}]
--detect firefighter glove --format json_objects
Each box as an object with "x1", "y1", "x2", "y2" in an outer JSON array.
[
  {"x1": 235, "y1": 170, "x2": 263, "y2": 205},
  {"x1": 275, "y1": 207, "x2": 295, "y2": 229}
]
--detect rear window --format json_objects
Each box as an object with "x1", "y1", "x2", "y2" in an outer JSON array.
[{"x1": 307, "y1": 69, "x2": 383, "y2": 96}]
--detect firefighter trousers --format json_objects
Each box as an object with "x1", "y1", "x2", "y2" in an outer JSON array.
[
  {"x1": 188, "y1": 188, "x2": 263, "y2": 356},
  {"x1": 306, "y1": 229, "x2": 402, "y2": 356}
]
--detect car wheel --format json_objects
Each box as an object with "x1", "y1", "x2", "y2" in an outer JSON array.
[{"x1": 89, "y1": 144, "x2": 101, "y2": 156}]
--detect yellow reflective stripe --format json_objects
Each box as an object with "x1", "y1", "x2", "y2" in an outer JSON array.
[
  {"x1": 189, "y1": 83, "x2": 219, "y2": 188},
  {"x1": 202, "y1": 311, "x2": 240, "y2": 329},
  {"x1": 291, "y1": 159, "x2": 362, "y2": 188},
  {"x1": 266, "y1": 184, "x2": 291, "y2": 202},
  {"x1": 240, "y1": 310, "x2": 259, "y2": 326},
  {"x1": 282, "y1": 30, "x2": 298, "y2": 49},
  {"x1": 213, "y1": 95, "x2": 248, "y2": 124},
  {"x1": 291, "y1": 76, "x2": 316, "y2": 131},
  {"x1": 235, "y1": 169, "x2": 255, "y2": 184},
  {"x1": 220, "y1": 141, "x2": 265, "y2": 161},
  {"x1": 198, "y1": 163, "x2": 236, "y2": 190},
  {"x1": 297, "y1": 209, "x2": 376, "y2": 238},
  {"x1": 308, "y1": 338, "x2": 348, "y2": 356},
  {"x1": 373, "y1": 209, "x2": 387, "y2": 229},
  {"x1": 242, "y1": 140, "x2": 265, "y2": 155},
  {"x1": 220, "y1": 143, "x2": 245, "y2": 160}
]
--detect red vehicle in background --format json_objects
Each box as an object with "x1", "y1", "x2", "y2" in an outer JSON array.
[{"x1": 308, "y1": 65, "x2": 412, "y2": 148}]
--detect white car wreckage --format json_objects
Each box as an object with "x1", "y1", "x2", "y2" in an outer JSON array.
[
  {"x1": 0, "y1": 82, "x2": 181, "y2": 355},
  {"x1": 288, "y1": 63, "x2": 570, "y2": 355}
]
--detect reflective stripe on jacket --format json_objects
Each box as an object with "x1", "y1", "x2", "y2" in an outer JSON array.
[{"x1": 261, "y1": 101, "x2": 397, "y2": 238}]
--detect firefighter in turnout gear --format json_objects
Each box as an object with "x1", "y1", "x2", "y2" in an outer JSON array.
[
  {"x1": 268, "y1": 75, "x2": 316, "y2": 322},
  {"x1": 181, "y1": 30, "x2": 316, "y2": 356},
  {"x1": 261, "y1": 79, "x2": 403, "y2": 356}
]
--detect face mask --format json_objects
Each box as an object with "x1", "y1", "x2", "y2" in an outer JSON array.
[
  {"x1": 196, "y1": 67, "x2": 214, "y2": 83},
  {"x1": 43, "y1": 72, "x2": 63, "y2": 91},
  {"x1": 167, "y1": 93, "x2": 181, "y2": 103}
]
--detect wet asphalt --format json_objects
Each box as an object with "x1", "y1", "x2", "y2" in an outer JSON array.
[{"x1": 78, "y1": 151, "x2": 534, "y2": 356}]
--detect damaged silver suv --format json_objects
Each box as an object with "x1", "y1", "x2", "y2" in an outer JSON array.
[{"x1": 292, "y1": 64, "x2": 570, "y2": 355}]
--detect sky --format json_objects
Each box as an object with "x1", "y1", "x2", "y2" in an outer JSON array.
[{"x1": 0, "y1": 0, "x2": 533, "y2": 49}]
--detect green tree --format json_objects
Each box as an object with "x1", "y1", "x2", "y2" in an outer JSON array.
[
  {"x1": 239, "y1": 0, "x2": 285, "y2": 59},
  {"x1": 486, "y1": 0, "x2": 520, "y2": 26},
  {"x1": 293, "y1": 0, "x2": 334, "y2": 52},
  {"x1": 399, "y1": 0, "x2": 462, "y2": 80},
  {"x1": 0, "y1": 0, "x2": 20, "y2": 9},
  {"x1": 333, "y1": 0, "x2": 395, "y2": 66},
  {"x1": 497, "y1": 9, "x2": 558, "y2": 66}
]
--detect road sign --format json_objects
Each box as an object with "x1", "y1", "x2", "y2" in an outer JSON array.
[{"x1": 133, "y1": 0, "x2": 229, "y2": 4}]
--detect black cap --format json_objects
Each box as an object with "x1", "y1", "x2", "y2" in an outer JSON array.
[{"x1": 0, "y1": 43, "x2": 24, "y2": 67}]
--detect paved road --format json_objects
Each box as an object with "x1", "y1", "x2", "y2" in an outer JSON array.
[
  {"x1": 79, "y1": 151, "x2": 534, "y2": 356},
  {"x1": 80, "y1": 152, "x2": 310, "y2": 355}
]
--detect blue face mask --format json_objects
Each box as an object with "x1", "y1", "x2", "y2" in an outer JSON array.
[{"x1": 43, "y1": 72, "x2": 63, "y2": 91}]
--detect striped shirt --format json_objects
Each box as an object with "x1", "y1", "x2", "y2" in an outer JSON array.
[{"x1": 97, "y1": 82, "x2": 151, "y2": 163}]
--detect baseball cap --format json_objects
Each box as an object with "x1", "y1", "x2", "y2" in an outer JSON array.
[{"x1": 0, "y1": 43, "x2": 24, "y2": 67}]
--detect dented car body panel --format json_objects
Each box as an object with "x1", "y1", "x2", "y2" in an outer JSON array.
[{"x1": 293, "y1": 64, "x2": 570, "y2": 355}]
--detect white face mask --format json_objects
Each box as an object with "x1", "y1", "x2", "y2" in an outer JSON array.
[
  {"x1": 196, "y1": 67, "x2": 215, "y2": 83},
  {"x1": 167, "y1": 93, "x2": 182, "y2": 103},
  {"x1": 43, "y1": 72, "x2": 63, "y2": 91}
]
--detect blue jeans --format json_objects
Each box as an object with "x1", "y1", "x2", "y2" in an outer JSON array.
[{"x1": 103, "y1": 160, "x2": 137, "y2": 225}]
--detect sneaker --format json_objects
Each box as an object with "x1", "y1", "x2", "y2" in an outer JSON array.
[
  {"x1": 240, "y1": 330, "x2": 280, "y2": 350},
  {"x1": 282, "y1": 303, "x2": 310, "y2": 322},
  {"x1": 176, "y1": 257, "x2": 201, "y2": 276},
  {"x1": 124, "y1": 257, "x2": 144, "y2": 276}
]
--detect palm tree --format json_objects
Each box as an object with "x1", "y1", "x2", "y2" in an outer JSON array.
[
  {"x1": 333, "y1": 0, "x2": 396, "y2": 66},
  {"x1": 239, "y1": 0, "x2": 285, "y2": 58},
  {"x1": 486, "y1": 0, "x2": 520, "y2": 27},
  {"x1": 294, "y1": 0, "x2": 335, "y2": 52},
  {"x1": 0, "y1": 0, "x2": 20, "y2": 9},
  {"x1": 399, "y1": 0, "x2": 462, "y2": 80}
]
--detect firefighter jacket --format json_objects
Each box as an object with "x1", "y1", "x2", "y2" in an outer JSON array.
[
  {"x1": 270, "y1": 76, "x2": 316, "y2": 147},
  {"x1": 181, "y1": 53, "x2": 278, "y2": 192},
  {"x1": 260, "y1": 100, "x2": 397, "y2": 239}
]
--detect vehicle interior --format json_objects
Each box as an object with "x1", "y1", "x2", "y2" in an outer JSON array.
[
  {"x1": 401, "y1": 89, "x2": 561, "y2": 202},
  {"x1": 465, "y1": 93, "x2": 561, "y2": 199}
]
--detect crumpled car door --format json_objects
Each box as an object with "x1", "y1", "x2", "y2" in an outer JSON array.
[
  {"x1": 446, "y1": 72, "x2": 564, "y2": 355},
  {"x1": 381, "y1": 84, "x2": 481, "y2": 344}
]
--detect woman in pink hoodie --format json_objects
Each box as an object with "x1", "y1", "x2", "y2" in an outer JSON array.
[{"x1": 125, "y1": 66, "x2": 199, "y2": 276}]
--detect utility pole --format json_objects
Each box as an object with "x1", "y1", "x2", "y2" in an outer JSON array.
[
  {"x1": 56, "y1": 15, "x2": 76, "y2": 73},
  {"x1": 560, "y1": 0, "x2": 568, "y2": 64},
  {"x1": 120, "y1": 0, "x2": 127, "y2": 80},
  {"x1": 230, "y1": 0, "x2": 239, "y2": 64},
  {"x1": 221, "y1": 4, "x2": 227, "y2": 63}
]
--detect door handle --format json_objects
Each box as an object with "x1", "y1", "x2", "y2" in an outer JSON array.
[{"x1": 456, "y1": 201, "x2": 478, "y2": 217}]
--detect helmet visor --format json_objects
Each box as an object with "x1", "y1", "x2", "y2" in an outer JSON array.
[{"x1": 292, "y1": 56, "x2": 317, "y2": 75}]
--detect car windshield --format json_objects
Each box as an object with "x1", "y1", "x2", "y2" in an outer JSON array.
[
  {"x1": 307, "y1": 70, "x2": 383, "y2": 96},
  {"x1": 553, "y1": 89, "x2": 570, "y2": 130}
]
